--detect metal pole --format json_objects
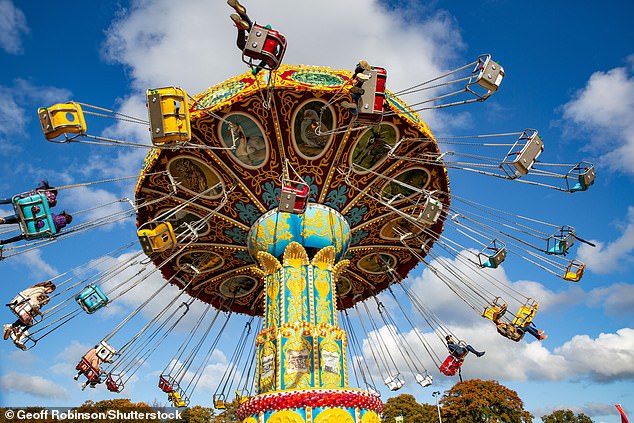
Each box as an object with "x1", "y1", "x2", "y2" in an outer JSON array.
[{"x1": 432, "y1": 391, "x2": 443, "y2": 423}]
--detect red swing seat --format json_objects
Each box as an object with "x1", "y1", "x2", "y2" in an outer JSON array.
[
  {"x1": 439, "y1": 355, "x2": 464, "y2": 376},
  {"x1": 76, "y1": 358, "x2": 101, "y2": 384},
  {"x1": 105, "y1": 373, "x2": 124, "y2": 393},
  {"x1": 358, "y1": 66, "x2": 388, "y2": 121},
  {"x1": 242, "y1": 24, "x2": 287, "y2": 71},
  {"x1": 279, "y1": 184, "x2": 309, "y2": 214},
  {"x1": 159, "y1": 375, "x2": 175, "y2": 393}
]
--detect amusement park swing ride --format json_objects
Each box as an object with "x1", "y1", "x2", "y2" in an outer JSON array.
[{"x1": 1, "y1": 5, "x2": 596, "y2": 423}]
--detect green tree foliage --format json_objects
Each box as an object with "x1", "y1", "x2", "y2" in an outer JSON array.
[
  {"x1": 382, "y1": 394, "x2": 439, "y2": 423},
  {"x1": 441, "y1": 379, "x2": 533, "y2": 423},
  {"x1": 541, "y1": 409, "x2": 594, "y2": 423}
]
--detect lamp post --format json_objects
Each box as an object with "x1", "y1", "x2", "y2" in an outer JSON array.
[{"x1": 432, "y1": 391, "x2": 442, "y2": 423}]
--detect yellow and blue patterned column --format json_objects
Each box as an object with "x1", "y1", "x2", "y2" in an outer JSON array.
[{"x1": 255, "y1": 242, "x2": 348, "y2": 393}]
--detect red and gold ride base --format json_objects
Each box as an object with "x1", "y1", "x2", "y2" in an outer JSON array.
[{"x1": 238, "y1": 388, "x2": 382, "y2": 423}]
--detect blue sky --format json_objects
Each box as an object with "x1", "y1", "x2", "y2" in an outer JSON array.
[{"x1": 1, "y1": 0, "x2": 633, "y2": 422}]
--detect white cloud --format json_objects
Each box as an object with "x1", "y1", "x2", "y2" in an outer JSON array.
[
  {"x1": 79, "y1": 94, "x2": 153, "y2": 187},
  {"x1": 354, "y1": 319, "x2": 634, "y2": 395},
  {"x1": 0, "y1": 0, "x2": 29, "y2": 54},
  {"x1": 0, "y1": 371, "x2": 69, "y2": 399},
  {"x1": 555, "y1": 328, "x2": 634, "y2": 383},
  {"x1": 156, "y1": 349, "x2": 230, "y2": 398},
  {"x1": 50, "y1": 340, "x2": 92, "y2": 376},
  {"x1": 585, "y1": 283, "x2": 634, "y2": 317},
  {"x1": 561, "y1": 58, "x2": 634, "y2": 175},
  {"x1": 0, "y1": 80, "x2": 71, "y2": 156},
  {"x1": 62, "y1": 185, "x2": 133, "y2": 232},
  {"x1": 406, "y1": 251, "x2": 574, "y2": 325},
  {"x1": 101, "y1": 0, "x2": 464, "y2": 133},
  {"x1": 578, "y1": 206, "x2": 634, "y2": 274},
  {"x1": 356, "y1": 250, "x2": 634, "y2": 389},
  {"x1": 11, "y1": 249, "x2": 58, "y2": 279}
]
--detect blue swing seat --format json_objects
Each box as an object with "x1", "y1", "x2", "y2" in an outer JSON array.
[
  {"x1": 75, "y1": 284, "x2": 109, "y2": 314},
  {"x1": 12, "y1": 193, "x2": 56, "y2": 239},
  {"x1": 570, "y1": 166, "x2": 596, "y2": 192},
  {"x1": 546, "y1": 227, "x2": 576, "y2": 255},
  {"x1": 478, "y1": 242, "x2": 506, "y2": 269}
]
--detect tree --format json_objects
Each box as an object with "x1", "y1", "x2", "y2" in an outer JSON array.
[
  {"x1": 177, "y1": 405, "x2": 216, "y2": 423},
  {"x1": 541, "y1": 409, "x2": 593, "y2": 423},
  {"x1": 61, "y1": 399, "x2": 159, "y2": 423},
  {"x1": 210, "y1": 399, "x2": 240, "y2": 423},
  {"x1": 382, "y1": 394, "x2": 439, "y2": 423},
  {"x1": 441, "y1": 379, "x2": 533, "y2": 423}
]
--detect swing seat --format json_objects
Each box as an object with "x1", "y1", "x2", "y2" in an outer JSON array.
[
  {"x1": 563, "y1": 261, "x2": 585, "y2": 282},
  {"x1": 439, "y1": 355, "x2": 463, "y2": 376},
  {"x1": 384, "y1": 374, "x2": 405, "y2": 391},
  {"x1": 242, "y1": 23, "x2": 286, "y2": 71},
  {"x1": 76, "y1": 358, "x2": 102, "y2": 383},
  {"x1": 415, "y1": 373, "x2": 433, "y2": 387},
  {"x1": 213, "y1": 394, "x2": 227, "y2": 409},
  {"x1": 480, "y1": 251, "x2": 505, "y2": 268},
  {"x1": 159, "y1": 375, "x2": 175, "y2": 393},
  {"x1": 509, "y1": 132, "x2": 543, "y2": 177},
  {"x1": 235, "y1": 389, "x2": 249, "y2": 404},
  {"x1": 9, "y1": 326, "x2": 33, "y2": 350},
  {"x1": 12, "y1": 193, "x2": 56, "y2": 239},
  {"x1": 146, "y1": 87, "x2": 191, "y2": 145},
  {"x1": 168, "y1": 390, "x2": 188, "y2": 408},
  {"x1": 547, "y1": 240, "x2": 566, "y2": 255},
  {"x1": 105, "y1": 373, "x2": 124, "y2": 393},
  {"x1": 512, "y1": 302, "x2": 539, "y2": 327},
  {"x1": 415, "y1": 196, "x2": 442, "y2": 226},
  {"x1": 474, "y1": 55, "x2": 505, "y2": 93},
  {"x1": 242, "y1": 24, "x2": 287, "y2": 71},
  {"x1": 8, "y1": 293, "x2": 41, "y2": 326},
  {"x1": 138, "y1": 222, "x2": 177, "y2": 254},
  {"x1": 358, "y1": 66, "x2": 387, "y2": 121},
  {"x1": 96, "y1": 341, "x2": 117, "y2": 363},
  {"x1": 478, "y1": 240, "x2": 506, "y2": 269},
  {"x1": 75, "y1": 284, "x2": 109, "y2": 314},
  {"x1": 482, "y1": 299, "x2": 507, "y2": 322},
  {"x1": 38, "y1": 102, "x2": 87, "y2": 140},
  {"x1": 546, "y1": 227, "x2": 576, "y2": 255},
  {"x1": 279, "y1": 184, "x2": 310, "y2": 214},
  {"x1": 569, "y1": 163, "x2": 596, "y2": 193},
  {"x1": 496, "y1": 323, "x2": 524, "y2": 342}
]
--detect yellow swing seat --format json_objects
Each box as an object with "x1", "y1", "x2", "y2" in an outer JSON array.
[
  {"x1": 168, "y1": 391, "x2": 187, "y2": 408},
  {"x1": 38, "y1": 102, "x2": 87, "y2": 140},
  {"x1": 213, "y1": 394, "x2": 227, "y2": 409},
  {"x1": 563, "y1": 261, "x2": 585, "y2": 282},
  {"x1": 137, "y1": 222, "x2": 177, "y2": 254},
  {"x1": 146, "y1": 87, "x2": 191, "y2": 145},
  {"x1": 482, "y1": 297, "x2": 507, "y2": 322},
  {"x1": 512, "y1": 300, "x2": 539, "y2": 327}
]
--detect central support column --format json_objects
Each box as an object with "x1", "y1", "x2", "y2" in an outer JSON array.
[
  {"x1": 240, "y1": 204, "x2": 382, "y2": 423},
  {"x1": 256, "y1": 242, "x2": 348, "y2": 393}
]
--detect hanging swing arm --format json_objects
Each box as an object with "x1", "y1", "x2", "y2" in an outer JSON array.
[{"x1": 388, "y1": 287, "x2": 442, "y2": 368}]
